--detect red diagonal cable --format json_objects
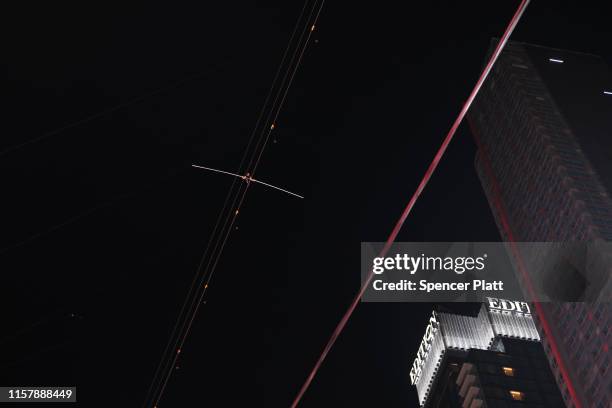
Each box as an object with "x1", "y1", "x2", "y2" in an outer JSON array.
[{"x1": 290, "y1": 1, "x2": 531, "y2": 406}]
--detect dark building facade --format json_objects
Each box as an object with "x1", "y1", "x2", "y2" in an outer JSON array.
[
  {"x1": 468, "y1": 41, "x2": 612, "y2": 407},
  {"x1": 410, "y1": 299, "x2": 563, "y2": 407},
  {"x1": 453, "y1": 339, "x2": 563, "y2": 408}
]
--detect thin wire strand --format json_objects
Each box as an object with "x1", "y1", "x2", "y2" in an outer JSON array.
[
  {"x1": 194, "y1": 0, "x2": 323, "y2": 309},
  {"x1": 0, "y1": 61, "x2": 232, "y2": 158},
  {"x1": 159, "y1": 6, "x2": 326, "y2": 399},
  {"x1": 245, "y1": 2, "x2": 321, "y2": 177},
  {"x1": 142, "y1": 178, "x2": 246, "y2": 408},
  {"x1": 152, "y1": 175, "x2": 250, "y2": 407},
  {"x1": 144, "y1": 1, "x2": 317, "y2": 406},
  {"x1": 234, "y1": 0, "x2": 311, "y2": 178},
  {"x1": 251, "y1": 2, "x2": 324, "y2": 179},
  {"x1": 141, "y1": 10, "x2": 310, "y2": 401},
  {"x1": 0, "y1": 166, "x2": 186, "y2": 256},
  {"x1": 290, "y1": 1, "x2": 531, "y2": 406}
]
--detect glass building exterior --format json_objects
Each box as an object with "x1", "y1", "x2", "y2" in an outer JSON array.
[{"x1": 468, "y1": 40, "x2": 612, "y2": 407}]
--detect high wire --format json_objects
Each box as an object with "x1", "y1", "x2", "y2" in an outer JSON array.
[
  {"x1": 289, "y1": 1, "x2": 531, "y2": 407},
  {"x1": 143, "y1": 1, "x2": 324, "y2": 406},
  {"x1": 144, "y1": 6, "x2": 313, "y2": 403}
]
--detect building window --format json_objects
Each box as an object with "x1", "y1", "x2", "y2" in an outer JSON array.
[
  {"x1": 509, "y1": 390, "x2": 525, "y2": 401},
  {"x1": 502, "y1": 366, "x2": 515, "y2": 376}
]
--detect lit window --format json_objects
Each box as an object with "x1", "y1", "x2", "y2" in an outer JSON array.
[
  {"x1": 502, "y1": 366, "x2": 515, "y2": 376},
  {"x1": 549, "y1": 58, "x2": 564, "y2": 63},
  {"x1": 509, "y1": 390, "x2": 525, "y2": 401}
]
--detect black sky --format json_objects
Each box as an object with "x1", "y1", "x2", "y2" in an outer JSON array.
[{"x1": 1, "y1": 1, "x2": 611, "y2": 407}]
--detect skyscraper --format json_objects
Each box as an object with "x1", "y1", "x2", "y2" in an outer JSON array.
[
  {"x1": 410, "y1": 298, "x2": 563, "y2": 407},
  {"x1": 468, "y1": 40, "x2": 612, "y2": 407}
]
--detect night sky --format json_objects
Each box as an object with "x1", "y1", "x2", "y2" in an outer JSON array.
[{"x1": 2, "y1": 1, "x2": 612, "y2": 407}]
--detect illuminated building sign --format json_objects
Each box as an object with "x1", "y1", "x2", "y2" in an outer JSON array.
[
  {"x1": 486, "y1": 297, "x2": 531, "y2": 316},
  {"x1": 410, "y1": 299, "x2": 540, "y2": 406},
  {"x1": 410, "y1": 312, "x2": 439, "y2": 385}
]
